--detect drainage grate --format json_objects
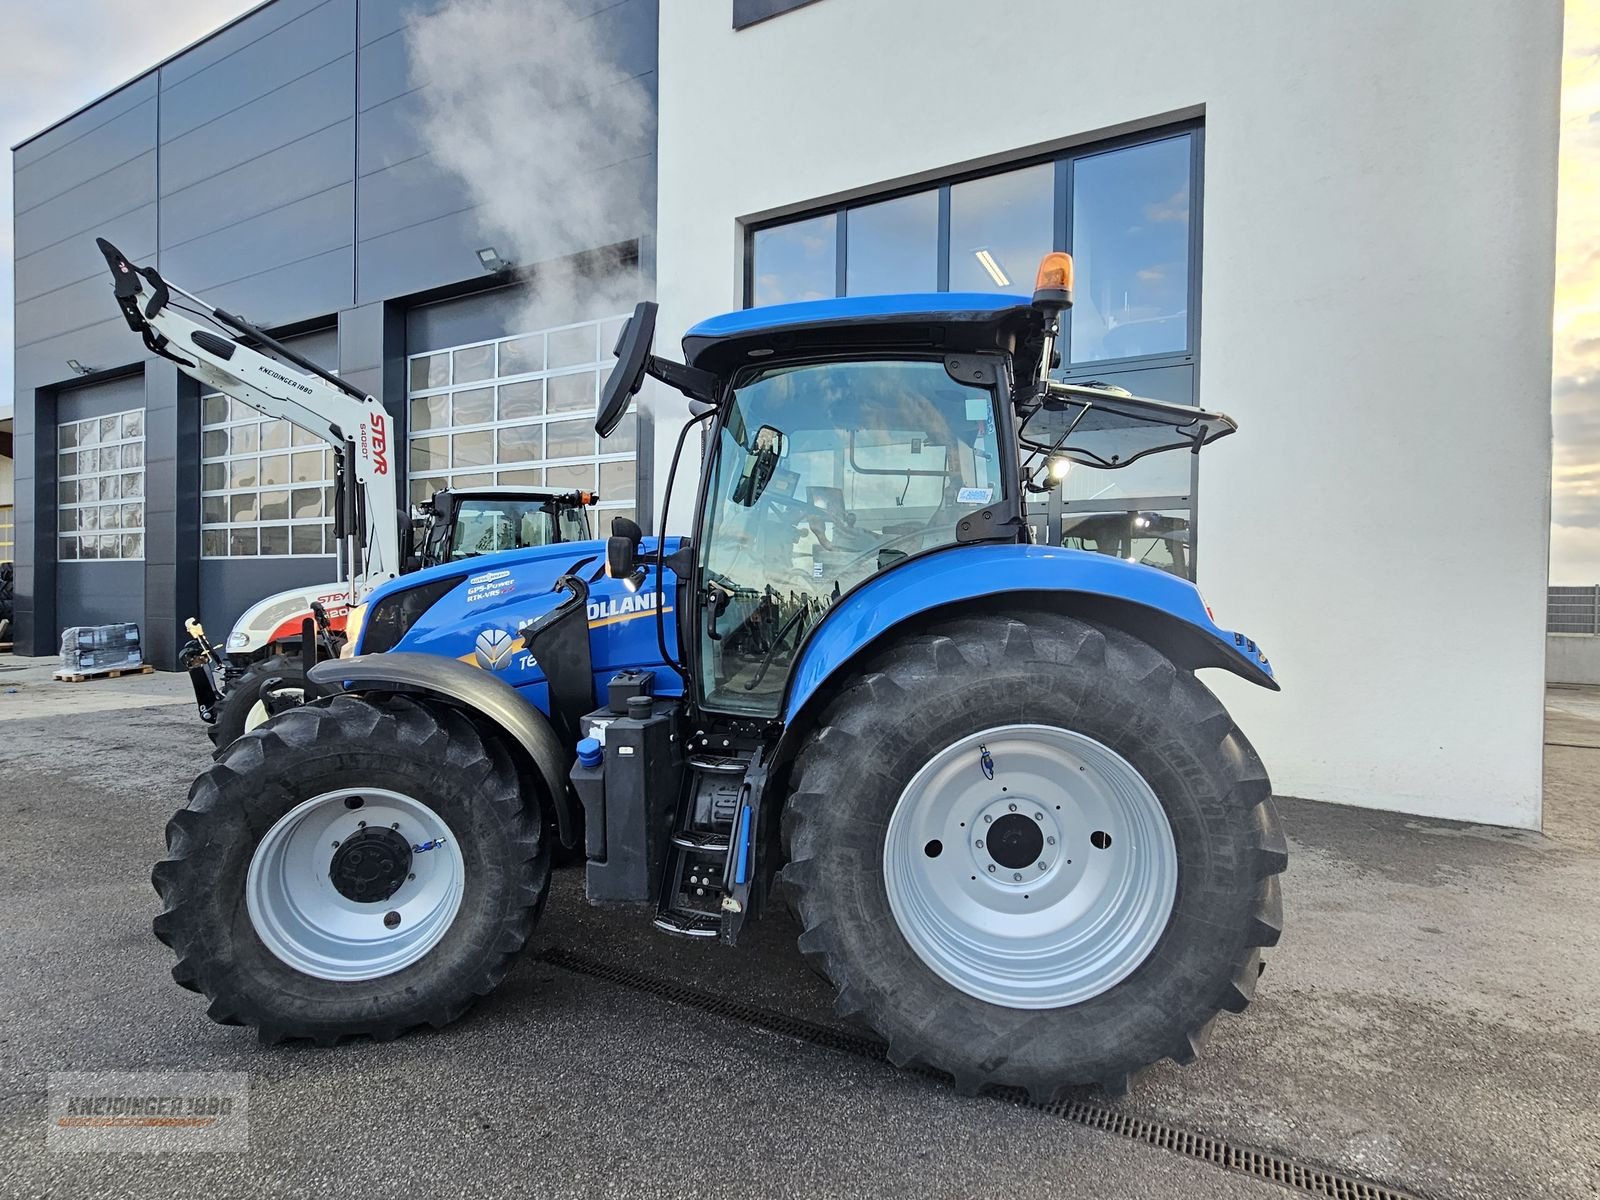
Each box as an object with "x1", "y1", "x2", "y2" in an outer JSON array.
[{"x1": 538, "y1": 946, "x2": 1430, "y2": 1200}]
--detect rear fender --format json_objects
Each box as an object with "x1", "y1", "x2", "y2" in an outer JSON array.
[
  {"x1": 782, "y1": 543, "x2": 1277, "y2": 729},
  {"x1": 307, "y1": 652, "x2": 579, "y2": 847}
]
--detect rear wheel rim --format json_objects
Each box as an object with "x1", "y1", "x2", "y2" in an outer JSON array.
[
  {"x1": 246, "y1": 787, "x2": 465, "y2": 981},
  {"x1": 883, "y1": 723, "x2": 1178, "y2": 1009}
]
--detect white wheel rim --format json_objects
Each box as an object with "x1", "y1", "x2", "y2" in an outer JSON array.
[
  {"x1": 883, "y1": 723, "x2": 1178, "y2": 1009},
  {"x1": 246, "y1": 788, "x2": 465, "y2": 981}
]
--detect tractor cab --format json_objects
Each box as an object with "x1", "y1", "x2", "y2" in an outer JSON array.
[
  {"x1": 598, "y1": 258, "x2": 1239, "y2": 724},
  {"x1": 411, "y1": 486, "x2": 595, "y2": 569}
]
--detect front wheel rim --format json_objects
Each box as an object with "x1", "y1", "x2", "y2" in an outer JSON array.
[
  {"x1": 883, "y1": 723, "x2": 1178, "y2": 1009},
  {"x1": 246, "y1": 787, "x2": 465, "y2": 981}
]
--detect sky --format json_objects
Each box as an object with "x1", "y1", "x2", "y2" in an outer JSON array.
[{"x1": 4, "y1": 0, "x2": 1600, "y2": 580}]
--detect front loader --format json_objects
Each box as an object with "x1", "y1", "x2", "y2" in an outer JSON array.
[
  {"x1": 97, "y1": 241, "x2": 596, "y2": 751},
  {"x1": 151, "y1": 252, "x2": 1285, "y2": 1099}
]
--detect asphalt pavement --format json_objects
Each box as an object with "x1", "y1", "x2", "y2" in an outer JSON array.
[{"x1": 1, "y1": 662, "x2": 1596, "y2": 1198}]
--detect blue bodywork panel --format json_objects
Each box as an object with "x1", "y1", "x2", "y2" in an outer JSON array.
[
  {"x1": 684, "y1": 292, "x2": 1030, "y2": 340},
  {"x1": 783, "y1": 543, "x2": 1275, "y2": 725},
  {"x1": 356, "y1": 538, "x2": 685, "y2": 711}
]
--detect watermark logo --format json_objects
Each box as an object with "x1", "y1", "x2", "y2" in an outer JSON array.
[{"x1": 48, "y1": 1071, "x2": 248, "y2": 1154}]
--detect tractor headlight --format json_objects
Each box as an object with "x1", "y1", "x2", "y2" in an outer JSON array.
[
  {"x1": 226, "y1": 631, "x2": 250, "y2": 650},
  {"x1": 360, "y1": 576, "x2": 464, "y2": 655}
]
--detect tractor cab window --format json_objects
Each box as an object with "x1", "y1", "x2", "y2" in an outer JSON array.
[
  {"x1": 557, "y1": 503, "x2": 590, "y2": 543},
  {"x1": 449, "y1": 498, "x2": 561, "y2": 558},
  {"x1": 697, "y1": 358, "x2": 1004, "y2": 716}
]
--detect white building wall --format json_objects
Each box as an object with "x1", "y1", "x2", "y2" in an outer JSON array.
[{"x1": 652, "y1": 0, "x2": 1562, "y2": 828}]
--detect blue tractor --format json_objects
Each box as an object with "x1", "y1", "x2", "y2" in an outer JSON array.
[{"x1": 153, "y1": 253, "x2": 1284, "y2": 1098}]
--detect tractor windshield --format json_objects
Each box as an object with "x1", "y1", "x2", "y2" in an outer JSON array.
[
  {"x1": 448, "y1": 498, "x2": 566, "y2": 558},
  {"x1": 697, "y1": 357, "x2": 1004, "y2": 716}
]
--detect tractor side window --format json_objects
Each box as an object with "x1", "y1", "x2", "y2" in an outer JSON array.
[{"x1": 697, "y1": 358, "x2": 1003, "y2": 716}]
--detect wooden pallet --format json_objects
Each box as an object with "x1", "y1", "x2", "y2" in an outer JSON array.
[{"x1": 53, "y1": 663, "x2": 154, "y2": 683}]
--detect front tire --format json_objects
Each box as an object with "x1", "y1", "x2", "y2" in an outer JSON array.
[
  {"x1": 153, "y1": 694, "x2": 550, "y2": 1044},
  {"x1": 207, "y1": 656, "x2": 311, "y2": 752},
  {"x1": 780, "y1": 613, "x2": 1285, "y2": 1099}
]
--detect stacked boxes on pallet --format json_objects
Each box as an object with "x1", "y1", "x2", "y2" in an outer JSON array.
[{"x1": 59, "y1": 624, "x2": 142, "y2": 676}]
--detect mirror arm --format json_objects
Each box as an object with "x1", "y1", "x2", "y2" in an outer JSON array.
[{"x1": 646, "y1": 354, "x2": 721, "y2": 405}]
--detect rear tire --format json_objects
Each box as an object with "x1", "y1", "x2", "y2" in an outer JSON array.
[
  {"x1": 780, "y1": 612, "x2": 1285, "y2": 1100},
  {"x1": 208, "y1": 656, "x2": 310, "y2": 752},
  {"x1": 154, "y1": 694, "x2": 550, "y2": 1044}
]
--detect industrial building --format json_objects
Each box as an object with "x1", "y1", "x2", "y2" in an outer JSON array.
[{"x1": 9, "y1": 0, "x2": 1562, "y2": 828}]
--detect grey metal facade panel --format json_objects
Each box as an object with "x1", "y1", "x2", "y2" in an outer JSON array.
[
  {"x1": 358, "y1": 0, "x2": 443, "y2": 46},
  {"x1": 13, "y1": 152, "x2": 156, "y2": 258},
  {"x1": 732, "y1": 0, "x2": 825, "y2": 28},
  {"x1": 56, "y1": 562, "x2": 145, "y2": 633},
  {"x1": 16, "y1": 274, "x2": 153, "y2": 351},
  {"x1": 160, "y1": 183, "x2": 356, "y2": 292},
  {"x1": 158, "y1": 57, "x2": 356, "y2": 197},
  {"x1": 198, "y1": 248, "x2": 356, "y2": 333},
  {"x1": 55, "y1": 375, "x2": 147, "y2": 424},
  {"x1": 12, "y1": 98, "x2": 159, "y2": 215},
  {"x1": 15, "y1": 320, "x2": 144, "y2": 402},
  {"x1": 356, "y1": 90, "x2": 429, "y2": 176},
  {"x1": 159, "y1": 0, "x2": 334, "y2": 86},
  {"x1": 157, "y1": 1, "x2": 355, "y2": 142},
  {"x1": 14, "y1": 204, "x2": 157, "y2": 306},
  {"x1": 356, "y1": 25, "x2": 419, "y2": 111},
  {"x1": 355, "y1": 207, "x2": 487, "y2": 306},
  {"x1": 13, "y1": 75, "x2": 157, "y2": 168},
  {"x1": 356, "y1": 153, "x2": 469, "y2": 241},
  {"x1": 159, "y1": 119, "x2": 356, "y2": 249}
]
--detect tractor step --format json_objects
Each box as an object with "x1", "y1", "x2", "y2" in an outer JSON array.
[
  {"x1": 685, "y1": 754, "x2": 747, "y2": 773},
  {"x1": 653, "y1": 742, "x2": 772, "y2": 944},
  {"x1": 671, "y1": 830, "x2": 731, "y2": 852},
  {"x1": 651, "y1": 909, "x2": 721, "y2": 938}
]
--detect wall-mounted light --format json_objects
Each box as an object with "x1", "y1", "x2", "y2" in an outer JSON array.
[
  {"x1": 476, "y1": 247, "x2": 513, "y2": 274},
  {"x1": 66, "y1": 359, "x2": 95, "y2": 376},
  {"x1": 973, "y1": 248, "x2": 1010, "y2": 288}
]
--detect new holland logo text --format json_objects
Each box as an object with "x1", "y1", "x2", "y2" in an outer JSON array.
[{"x1": 587, "y1": 592, "x2": 658, "y2": 626}]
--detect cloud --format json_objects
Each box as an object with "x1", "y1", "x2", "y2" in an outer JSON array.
[{"x1": 0, "y1": 2, "x2": 256, "y2": 415}]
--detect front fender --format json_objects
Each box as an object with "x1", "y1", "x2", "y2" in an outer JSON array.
[
  {"x1": 783, "y1": 544, "x2": 1276, "y2": 725},
  {"x1": 308, "y1": 652, "x2": 578, "y2": 846}
]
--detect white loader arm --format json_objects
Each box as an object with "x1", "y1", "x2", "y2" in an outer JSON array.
[{"x1": 97, "y1": 239, "x2": 400, "y2": 601}]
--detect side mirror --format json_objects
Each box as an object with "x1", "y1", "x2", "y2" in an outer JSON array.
[
  {"x1": 732, "y1": 425, "x2": 786, "y2": 507},
  {"x1": 597, "y1": 303, "x2": 658, "y2": 438},
  {"x1": 606, "y1": 516, "x2": 647, "y2": 592}
]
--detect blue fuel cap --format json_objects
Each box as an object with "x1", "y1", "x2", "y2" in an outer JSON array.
[{"x1": 576, "y1": 737, "x2": 604, "y2": 768}]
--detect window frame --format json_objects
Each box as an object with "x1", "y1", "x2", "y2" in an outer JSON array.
[
  {"x1": 405, "y1": 315, "x2": 640, "y2": 527},
  {"x1": 56, "y1": 408, "x2": 147, "y2": 562},
  {"x1": 199, "y1": 394, "x2": 338, "y2": 560},
  {"x1": 742, "y1": 120, "x2": 1206, "y2": 579}
]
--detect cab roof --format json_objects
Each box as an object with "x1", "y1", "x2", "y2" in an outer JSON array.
[{"x1": 681, "y1": 292, "x2": 1043, "y2": 375}]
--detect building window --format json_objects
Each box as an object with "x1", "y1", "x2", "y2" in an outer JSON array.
[
  {"x1": 845, "y1": 191, "x2": 939, "y2": 296},
  {"x1": 200, "y1": 395, "x2": 336, "y2": 558},
  {"x1": 948, "y1": 163, "x2": 1055, "y2": 294},
  {"x1": 1070, "y1": 137, "x2": 1192, "y2": 363},
  {"x1": 745, "y1": 125, "x2": 1202, "y2": 578},
  {"x1": 57, "y1": 409, "x2": 145, "y2": 561},
  {"x1": 408, "y1": 315, "x2": 639, "y2": 530}
]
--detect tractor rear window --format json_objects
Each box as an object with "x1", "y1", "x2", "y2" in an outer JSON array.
[{"x1": 697, "y1": 358, "x2": 1003, "y2": 716}]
